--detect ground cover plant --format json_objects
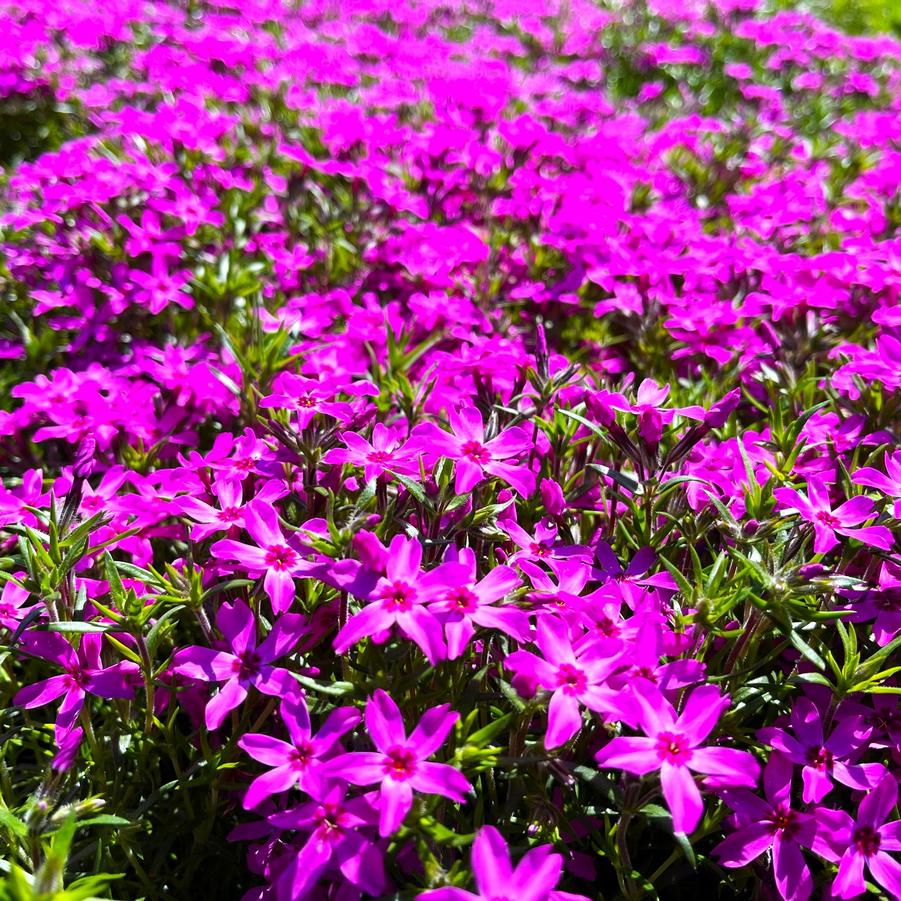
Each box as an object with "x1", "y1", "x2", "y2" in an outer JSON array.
[{"x1": 0, "y1": 0, "x2": 900, "y2": 898}]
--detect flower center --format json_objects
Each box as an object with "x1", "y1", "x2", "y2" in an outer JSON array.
[
  {"x1": 290, "y1": 742, "x2": 315, "y2": 770},
  {"x1": 806, "y1": 746, "x2": 832, "y2": 771},
  {"x1": 65, "y1": 666, "x2": 89, "y2": 688},
  {"x1": 296, "y1": 394, "x2": 317, "y2": 408},
  {"x1": 447, "y1": 586, "x2": 478, "y2": 612},
  {"x1": 655, "y1": 731, "x2": 690, "y2": 763},
  {"x1": 556, "y1": 663, "x2": 586, "y2": 694},
  {"x1": 595, "y1": 615, "x2": 619, "y2": 637},
  {"x1": 234, "y1": 456, "x2": 257, "y2": 472},
  {"x1": 384, "y1": 746, "x2": 417, "y2": 780},
  {"x1": 852, "y1": 826, "x2": 881, "y2": 857},
  {"x1": 264, "y1": 544, "x2": 297, "y2": 570},
  {"x1": 635, "y1": 666, "x2": 657, "y2": 682},
  {"x1": 233, "y1": 651, "x2": 261, "y2": 678},
  {"x1": 366, "y1": 450, "x2": 392, "y2": 464},
  {"x1": 461, "y1": 440, "x2": 491, "y2": 464},
  {"x1": 815, "y1": 510, "x2": 840, "y2": 528},
  {"x1": 529, "y1": 542, "x2": 549, "y2": 557},
  {"x1": 379, "y1": 580, "x2": 416, "y2": 610},
  {"x1": 771, "y1": 804, "x2": 798, "y2": 837},
  {"x1": 218, "y1": 506, "x2": 242, "y2": 522}
]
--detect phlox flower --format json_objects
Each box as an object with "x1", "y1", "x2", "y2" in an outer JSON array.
[
  {"x1": 411, "y1": 406, "x2": 535, "y2": 497},
  {"x1": 211, "y1": 499, "x2": 321, "y2": 614},
  {"x1": 14, "y1": 631, "x2": 141, "y2": 732},
  {"x1": 238, "y1": 693, "x2": 360, "y2": 809},
  {"x1": 322, "y1": 422, "x2": 420, "y2": 481},
  {"x1": 853, "y1": 450, "x2": 901, "y2": 519},
  {"x1": 178, "y1": 479, "x2": 286, "y2": 541},
  {"x1": 506, "y1": 615, "x2": 630, "y2": 747},
  {"x1": 417, "y1": 824, "x2": 589, "y2": 901},
  {"x1": 323, "y1": 690, "x2": 470, "y2": 836},
  {"x1": 333, "y1": 535, "x2": 467, "y2": 664},
  {"x1": 595, "y1": 682, "x2": 759, "y2": 834},
  {"x1": 714, "y1": 754, "x2": 821, "y2": 901},
  {"x1": 426, "y1": 546, "x2": 528, "y2": 657},
  {"x1": 267, "y1": 782, "x2": 385, "y2": 900},
  {"x1": 757, "y1": 697, "x2": 885, "y2": 803},
  {"x1": 816, "y1": 772, "x2": 901, "y2": 900},
  {"x1": 172, "y1": 600, "x2": 306, "y2": 730},
  {"x1": 773, "y1": 476, "x2": 894, "y2": 554}
]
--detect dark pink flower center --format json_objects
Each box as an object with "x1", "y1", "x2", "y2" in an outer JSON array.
[
  {"x1": 852, "y1": 826, "x2": 880, "y2": 857},
  {"x1": 384, "y1": 746, "x2": 417, "y2": 780},
  {"x1": 380, "y1": 580, "x2": 416, "y2": 610},
  {"x1": 806, "y1": 746, "x2": 832, "y2": 771},
  {"x1": 313, "y1": 803, "x2": 347, "y2": 837},
  {"x1": 530, "y1": 542, "x2": 549, "y2": 557},
  {"x1": 290, "y1": 742, "x2": 315, "y2": 770},
  {"x1": 296, "y1": 394, "x2": 317, "y2": 408},
  {"x1": 447, "y1": 586, "x2": 478, "y2": 612},
  {"x1": 815, "y1": 510, "x2": 840, "y2": 528},
  {"x1": 556, "y1": 663, "x2": 586, "y2": 694},
  {"x1": 771, "y1": 804, "x2": 799, "y2": 837},
  {"x1": 655, "y1": 731, "x2": 690, "y2": 763},
  {"x1": 635, "y1": 666, "x2": 657, "y2": 682},
  {"x1": 81, "y1": 495, "x2": 103, "y2": 511},
  {"x1": 366, "y1": 450, "x2": 392, "y2": 464},
  {"x1": 234, "y1": 456, "x2": 257, "y2": 472},
  {"x1": 232, "y1": 651, "x2": 261, "y2": 678},
  {"x1": 595, "y1": 615, "x2": 619, "y2": 637},
  {"x1": 461, "y1": 440, "x2": 491, "y2": 464},
  {"x1": 264, "y1": 544, "x2": 297, "y2": 570},
  {"x1": 218, "y1": 506, "x2": 242, "y2": 522},
  {"x1": 65, "y1": 666, "x2": 89, "y2": 688}
]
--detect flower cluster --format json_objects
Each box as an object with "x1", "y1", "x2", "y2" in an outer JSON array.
[{"x1": 1, "y1": 0, "x2": 900, "y2": 899}]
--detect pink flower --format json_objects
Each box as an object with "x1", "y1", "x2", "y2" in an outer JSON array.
[
  {"x1": 773, "y1": 476, "x2": 894, "y2": 554},
  {"x1": 595, "y1": 682, "x2": 759, "y2": 834},
  {"x1": 714, "y1": 754, "x2": 820, "y2": 901},
  {"x1": 324, "y1": 690, "x2": 471, "y2": 836},
  {"x1": 172, "y1": 600, "x2": 306, "y2": 730},
  {"x1": 417, "y1": 824, "x2": 588, "y2": 901},
  {"x1": 818, "y1": 773, "x2": 901, "y2": 900},
  {"x1": 853, "y1": 450, "x2": 901, "y2": 519},
  {"x1": 506, "y1": 615, "x2": 629, "y2": 748},
  {"x1": 333, "y1": 535, "x2": 462, "y2": 665},
  {"x1": 411, "y1": 407, "x2": 535, "y2": 497},
  {"x1": 211, "y1": 499, "x2": 321, "y2": 614},
  {"x1": 322, "y1": 423, "x2": 420, "y2": 482},
  {"x1": 238, "y1": 693, "x2": 360, "y2": 809},
  {"x1": 14, "y1": 631, "x2": 140, "y2": 733}
]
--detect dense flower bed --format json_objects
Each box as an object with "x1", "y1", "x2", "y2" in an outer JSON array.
[{"x1": 1, "y1": 1, "x2": 899, "y2": 899}]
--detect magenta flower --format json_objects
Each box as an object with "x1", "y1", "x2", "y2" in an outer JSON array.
[
  {"x1": 773, "y1": 476, "x2": 894, "y2": 554},
  {"x1": 259, "y1": 373, "x2": 376, "y2": 429},
  {"x1": 757, "y1": 698, "x2": 885, "y2": 803},
  {"x1": 610, "y1": 379, "x2": 704, "y2": 445},
  {"x1": 267, "y1": 782, "x2": 385, "y2": 899},
  {"x1": 426, "y1": 547, "x2": 528, "y2": 657},
  {"x1": 177, "y1": 479, "x2": 286, "y2": 542},
  {"x1": 333, "y1": 535, "x2": 462, "y2": 664},
  {"x1": 237, "y1": 693, "x2": 360, "y2": 809},
  {"x1": 595, "y1": 682, "x2": 760, "y2": 834},
  {"x1": 853, "y1": 450, "x2": 901, "y2": 519},
  {"x1": 411, "y1": 407, "x2": 535, "y2": 496},
  {"x1": 417, "y1": 824, "x2": 585, "y2": 901},
  {"x1": 322, "y1": 422, "x2": 420, "y2": 481},
  {"x1": 714, "y1": 754, "x2": 819, "y2": 901},
  {"x1": 14, "y1": 631, "x2": 140, "y2": 732},
  {"x1": 323, "y1": 690, "x2": 470, "y2": 836},
  {"x1": 172, "y1": 600, "x2": 306, "y2": 730},
  {"x1": 211, "y1": 499, "x2": 320, "y2": 614},
  {"x1": 820, "y1": 772, "x2": 901, "y2": 900},
  {"x1": 506, "y1": 615, "x2": 629, "y2": 747}
]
